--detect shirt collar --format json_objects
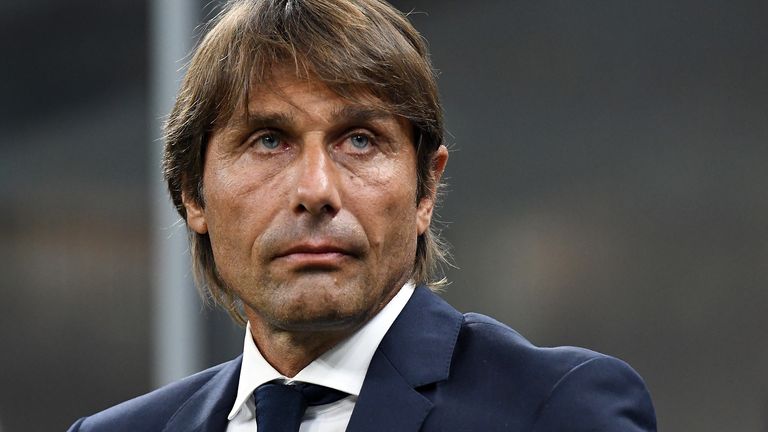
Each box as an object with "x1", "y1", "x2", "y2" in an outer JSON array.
[{"x1": 227, "y1": 282, "x2": 415, "y2": 420}]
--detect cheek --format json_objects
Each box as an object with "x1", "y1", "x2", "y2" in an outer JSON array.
[
  {"x1": 351, "y1": 178, "x2": 419, "y2": 251},
  {"x1": 203, "y1": 172, "x2": 280, "y2": 256},
  {"x1": 371, "y1": 163, "x2": 418, "y2": 224}
]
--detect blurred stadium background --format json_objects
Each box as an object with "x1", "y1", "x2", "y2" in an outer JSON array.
[{"x1": 1, "y1": 0, "x2": 766, "y2": 430}]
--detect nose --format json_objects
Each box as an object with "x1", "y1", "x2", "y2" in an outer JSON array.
[{"x1": 292, "y1": 142, "x2": 342, "y2": 217}]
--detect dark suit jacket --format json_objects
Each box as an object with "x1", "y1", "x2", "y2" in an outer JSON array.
[{"x1": 68, "y1": 286, "x2": 657, "y2": 431}]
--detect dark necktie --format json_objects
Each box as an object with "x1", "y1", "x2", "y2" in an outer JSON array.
[{"x1": 253, "y1": 381, "x2": 348, "y2": 432}]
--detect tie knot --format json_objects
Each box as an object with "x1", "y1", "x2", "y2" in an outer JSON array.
[
  {"x1": 253, "y1": 381, "x2": 348, "y2": 432},
  {"x1": 293, "y1": 382, "x2": 348, "y2": 406}
]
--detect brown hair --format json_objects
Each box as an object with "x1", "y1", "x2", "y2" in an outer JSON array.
[{"x1": 163, "y1": 0, "x2": 449, "y2": 324}]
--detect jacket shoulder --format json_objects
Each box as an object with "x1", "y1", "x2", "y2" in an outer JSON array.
[
  {"x1": 422, "y1": 312, "x2": 656, "y2": 431},
  {"x1": 68, "y1": 359, "x2": 238, "y2": 432},
  {"x1": 457, "y1": 312, "x2": 610, "y2": 388}
]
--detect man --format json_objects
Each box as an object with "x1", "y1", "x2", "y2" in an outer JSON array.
[{"x1": 69, "y1": 0, "x2": 656, "y2": 431}]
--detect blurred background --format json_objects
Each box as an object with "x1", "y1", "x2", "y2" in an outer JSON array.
[{"x1": 1, "y1": 0, "x2": 766, "y2": 430}]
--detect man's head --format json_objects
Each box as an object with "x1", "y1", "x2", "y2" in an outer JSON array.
[{"x1": 163, "y1": 0, "x2": 448, "y2": 325}]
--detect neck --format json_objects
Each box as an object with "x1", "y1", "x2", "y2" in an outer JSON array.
[
  {"x1": 246, "y1": 316, "x2": 360, "y2": 377},
  {"x1": 242, "y1": 278, "x2": 408, "y2": 376}
]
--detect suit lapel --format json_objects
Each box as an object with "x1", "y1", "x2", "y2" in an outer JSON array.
[
  {"x1": 347, "y1": 287, "x2": 464, "y2": 432},
  {"x1": 162, "y1": 356, "x2": 242, "y2": 432}
]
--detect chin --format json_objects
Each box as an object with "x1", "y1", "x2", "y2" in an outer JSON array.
[
  {"x1": 273, "y1": 311, "x2": 366, "y2": 333},
  {"x1": 261, "y1": 276, "x2": 375, "y2": 331}
]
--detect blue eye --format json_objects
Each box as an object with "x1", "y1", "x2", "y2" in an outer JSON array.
[
  {"x1": 257, "y1": 134, "x2": 280, "y2": 149},
  {"x1": 350, "y1": 134, "x2": 370, "y2": 149}
]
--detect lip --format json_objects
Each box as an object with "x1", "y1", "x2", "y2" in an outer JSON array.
[{"x1": 274, "y1": 243, "x2": 355, "y2": 267}]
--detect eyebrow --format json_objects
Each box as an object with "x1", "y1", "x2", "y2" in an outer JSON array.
[
  {"x1": 328, "y1": 105, "x2": 394, "y2": 125},
  {"x1": 235, "y1": 105, "x2": 394, "y2": 130},
  {"x1": 234, "y1": 112, "x2": 296, "y2": 131}
]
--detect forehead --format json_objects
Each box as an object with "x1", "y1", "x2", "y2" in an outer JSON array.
[
  {"x1": 220, "y1": 71, "x2": 409, "y2": 132},
  {"x1": 252, "y1": 77, "x2": 371, "y2": 120}
]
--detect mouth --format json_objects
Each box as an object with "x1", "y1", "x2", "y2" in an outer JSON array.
[{"x1": 274, "y1": 243, "x2": 356, "y2": 269}]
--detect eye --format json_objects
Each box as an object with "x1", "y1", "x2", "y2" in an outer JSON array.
[
  {"x1": 337, "y1": 130, "x2": 384, "y2": 158},
  {"x1": 255, "y1": 133, "x2": 281, "y2": 150},
  {"x1": 349, "y1": 134, "x2": 370, "y2": 149}
]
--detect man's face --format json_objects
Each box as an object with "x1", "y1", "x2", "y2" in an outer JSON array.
[{"x1": 183, "y1": 73, "x2": 447, "y2": 334}]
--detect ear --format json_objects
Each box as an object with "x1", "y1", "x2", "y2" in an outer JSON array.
[
  {"x1": 416, "y1": 145, "x2": 449, "y2": 235},
  {"x1": 182, "y1": 189, "x2": 208, "y2": 234}
]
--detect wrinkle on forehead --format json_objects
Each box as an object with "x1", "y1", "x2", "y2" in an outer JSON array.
[
  {"x1": 229, "y1": 75, "x2": 409, "y2": 129},
  {"x1": 246, "y1": 64, "x2": 395, "y2": 113}
]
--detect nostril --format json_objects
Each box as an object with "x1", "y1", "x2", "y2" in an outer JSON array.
[
  {"x1": 321, "y1": 203, "x2": 337, "y2": 215},
  {"x1": 295, "y1": 200, "x2": 339, "y2": 216}
]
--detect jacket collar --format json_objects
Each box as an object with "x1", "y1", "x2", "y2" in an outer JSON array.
[
  {"x1": 162, "y1": 356, "x2": 242, "y2": 432},
  {"x1": 346, "y1": 286, "x2": 464, "y2": 431}
]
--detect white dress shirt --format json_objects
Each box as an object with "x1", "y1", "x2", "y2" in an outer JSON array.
[{"x1": 226, "y1": 282, "x2": 415, "y2": 432}]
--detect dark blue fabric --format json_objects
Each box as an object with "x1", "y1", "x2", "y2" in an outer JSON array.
[
  {"x1": 67, "y1": 286, "x2": 657, "y2": 432},
  {"x1": 67, "y1": 356, "x2": 241, "y2": 432},
  {"x1": 293, "y1": 382, "x2": 348, "y2": 406},
  {"x1": 253, "y1": 382, "x2": 305, "y2": 432},
  {"x1": 252, "y1": 381, "x2": 348, "y2": 432}
]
